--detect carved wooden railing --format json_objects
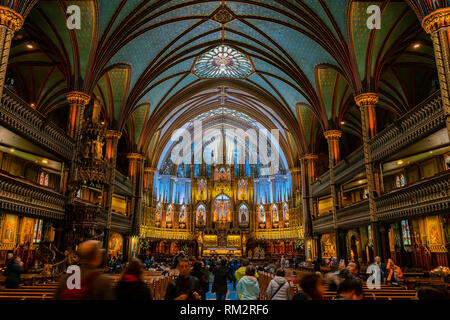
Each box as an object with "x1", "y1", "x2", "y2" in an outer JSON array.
[
  {"x1": 0, "y1": 172, "x2": 65, "y2": 220},
  {"x1": 370, "y1": 91, "x2": 444, "y2": 162},
  {"x1": 0, "y1": 88, "x2": 74, "y2": 160},
  {"x1": 97, "y1": 210, "x2": 132, "y2": 233},
  {"x1": 312, "y1": 91, "x2": 445, "y2": 197},
  {"x1": 313, "y1": 171, "x2": 450, "y2": 232},
  {"x1": 114, "y1": 169, "x2": 133, "y2": 196},
  {"x1": 376, "y1": 171, "x2": 450, "y2": 221}
]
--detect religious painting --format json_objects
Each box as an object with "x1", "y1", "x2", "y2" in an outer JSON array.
[
  {"x1": 196, "y1": 204, "x2": 206, "y2": 226},
  {"x1": 20, "y1": 217, "x2": 35, "y2": 245},
  {"x1": 227, "y1": 235, "x2": 241, "y2": 248},
  {"x1": 166, "y1": 204, "x2": 174, "y2": 227},
  {"x1": 197, "y1": 179, "x2": 207, "y2": 200},
  {"x1": 238, "y1": 179, "x2": 247, "y2": 200},
  {"x1": 271, "y1": 204, "x2": 279, "y2": 227},
  {"x1": 155, "y1": 202, "x2": 162, "y2": 227},
  {"x1": 213, "y1": 194, "x2": 232, "y2": 222},
  {"x1": 426, "y1": 216, "x2": 446, "y2": 252},
  {"x1": 238, "y1": 204, "x2": 249, "y2": 226},
  {"x1": 108, "y1": 233, "x2": 123, "y2": 256},
  {"x1": 2, "y1": 214, "x2": 18, "y2": 243},
  {"x1": 445, "y1": 154, "x2": 450, "y2": 170},
  {"x1": 179, "y1": 205, "x2": 187, "y2": 228},
  {"x1": 204, "y1": 235, "x2": 218, "y2": 247}
]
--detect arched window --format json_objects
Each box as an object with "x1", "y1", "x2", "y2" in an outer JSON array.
[
  {"x1": 39, "y1": 172, "x2": 45, "y2": 185},
  {"x1": 401, "y1": 220, "x2": 411, "y2": 246},
  {"x1": 396, "y1": 174, "x2": 406, "y2": 188}
]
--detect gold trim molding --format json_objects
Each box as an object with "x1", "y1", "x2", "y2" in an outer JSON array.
[
  {"x1": 144, "y1": 167, "x2": 157, "y2": 173},
  {"x1": 300, "y1": 153, "x2": 318, "y2": 161},
  {"x1": 0, "y1": 6, "x2": 23, "y2": 32},
  {"x1": 106, "y1": 130, "x2": 122, "y2": 140},
  {"x1": 422, "y1": 8, "x2": 450, "y2": 34},
  {"x1": 289, "y1": 167, "x2": 301, "y2": 174},
  {"x1": 127, "y1": 153, "x2": 145, "y2": 161},
  {"x1": 66, "y1": 91, "x2": 91, "y2": 106},
  {"x1": 324, "y1": 130, "x2": 342, "y2": 140},
  {"x1": 355, "y1": 93, "x2": 379, "y2": 107}
]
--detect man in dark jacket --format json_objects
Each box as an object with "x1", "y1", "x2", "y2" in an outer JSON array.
[
  {"x1": 4, "y1": 253, "x2": 23, "y2": 289},
  {"x1": 165, "y1": 258, "x2": 201, "y2": 300},
  {"x1": 172, "y1": 251, "x2": 185, "y2": 269},
  {"x1": 212, "y1": 259, "x2": 233, "y2": 300}
]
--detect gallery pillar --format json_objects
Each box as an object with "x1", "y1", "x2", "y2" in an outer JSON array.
[
  {"x1": 355, "y1": 93, "x2": 381, "y2": 257},
  {"x1": 103, "y1": 130, "x2": 122, "y2": 255},
  {"x1": 324, "y1": 130, "x2": 342, "y2": 259},
  {"x1": 0, "y1": 6, "x2": 23, "y2": 99},
  {"x1": 422, "y1": 8, "x2": 450, "y2": 141}
]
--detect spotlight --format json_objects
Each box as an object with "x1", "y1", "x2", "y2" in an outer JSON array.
[
  {"x1": 413, "y1": 43, "x2": 421, "y2": 49},
  {"x1": 26, "y1": 43, "x2": 34, "y2": 49},
  {"x1": 42, "y1": 159, "x2": 48, "y2": 164},
  {"x1": 397, "y1": 160, "x2": 404, "y2": 165}
]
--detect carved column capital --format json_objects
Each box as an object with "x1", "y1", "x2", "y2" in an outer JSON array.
[
  {"x1": 0, "y1": 6, "x2": 23, "y2": 32},
  {"x1": 105, "y1": 130, "x2": 122, "y2": 140},
  {"x1": 144, "y1": 167, "x2": 157, "y2": 173},
  {"x1": 127, "y1": 153, "x2": 145, "y2": 161},
  {"x1": 422, "y1": 8, "x2": 450, "y2": 34},
  {"x1": 355, "y1": 93, "x2": 379, "y2": 107},
  {"x1": 66, "y1": 91, "x2": 91, "y2": 106},
  {"x1": 300, "y1": 153, "x2": 318, "y2": 161},
  {"x1": 324, "y1": 130, "x2": 342, "y2": 140}
]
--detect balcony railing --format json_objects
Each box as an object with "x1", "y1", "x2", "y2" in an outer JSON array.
[
  {"x1": 97, "y1": 210, "x2": 132, "y2": 233},
  {"x1": 0, "y1": 88, "x2": 74, "y2": 160},
  {"x1": 376, "y1": 170, "x2": 450, "y2": 221},
  {"x1": 312, "y1": 91, "x2": 445, "y2": 197},
  {"x1": 0, "y1": 173, "x2": 65, "y2": 220},
  {"x1": 313, "y1": 171, "x2": 450, "y2": 232}
]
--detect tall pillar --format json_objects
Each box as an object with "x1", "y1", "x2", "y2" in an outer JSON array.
[
  {"x1": 0, "y1": 6, "x2": 23, "y2": 99},
  {"x1": 143, "y1": 167, "x2": 156, "y2": 228},
  {"x1": 127, "y1": 153, "x2": 145, "y2": 236},
  {"x1": 324, "y1": 129, "x2": 343, "y2": 259},
  {"x1": 103, "y1": 130, "x2": 121, "y2": 256},
  {"x1": 355, "y1": 93, "x2": 381, "y2": 257},
  {"x1": 66, "y1": 91, "x2": 90, "y2": 203},
  {"x1": 422, "y1": 8, "x2": 450, "y2": 141},
  {"x1": 300, "y1": 153, "x2": 318, "y2": 261}
]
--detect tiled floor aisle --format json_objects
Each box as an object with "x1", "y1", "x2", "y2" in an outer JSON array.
[{"x1": 206, "y1": 280, "x2": 238, "y2": 300}]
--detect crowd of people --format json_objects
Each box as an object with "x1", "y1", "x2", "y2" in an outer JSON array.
[{"x1": 2, "y1": 241, "x2": 448, "y2": 301}]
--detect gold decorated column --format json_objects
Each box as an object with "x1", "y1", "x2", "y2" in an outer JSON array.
[
  {"x1": 324, "y1": 129, "x2": 342, "y2": 259},
  {"x1": 300, "y1": 153, "x2": 318, "y2": 261},
  {"x1": 143, "y1": 167, "x2": 156, "y2": 228},
  {"x1": 65, "y1": 91, "x2": 90, "y2": 202},
  {"x1": 103, "y1": 130, "x2": 121, "y2": 255},
  {"x1": 0, "y1": 6, "x2": 23, "y2": 99},
  {"x1": 422, "y1": 8, "x2": 450, "y2": 141},
  {"x1": 355, "y1": 93, "x2": 380, "y2": 257},
  {"x1": 127, "y1": 153, "x2": 145, "y2": 236}
]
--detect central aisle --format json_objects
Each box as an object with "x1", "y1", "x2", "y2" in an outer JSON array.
[{"x1": 206, "y1": 281, "x2": 239, "y2": 300}]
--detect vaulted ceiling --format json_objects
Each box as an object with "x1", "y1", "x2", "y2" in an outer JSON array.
[{"x1": 5, "y1": 0, "x2": 439, "y2": 169}]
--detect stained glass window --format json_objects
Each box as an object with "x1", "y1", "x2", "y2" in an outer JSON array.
[
  {"x1": 193, "y1": 45, "x2": 253, "y2": 79},
  {"x1": 395, "y1": 174, "x2": 406, "y2": 188},
  {"x1": 39, "y1": 172, "x2": 45, "y2": 185},
  {"x1": 401, "y1": 220, "x2": 411, "y2": 246}
]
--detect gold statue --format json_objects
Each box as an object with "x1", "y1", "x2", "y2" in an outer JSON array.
[{"x1": 94, "y1": 136, "x2": 104, "y2": 160}]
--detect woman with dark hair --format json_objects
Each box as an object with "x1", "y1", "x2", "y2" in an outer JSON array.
[
  {"x1": 115, "y1": 258, "x2": 152, "y2": 300},
  {"x1": 236, "y1": 265, "x2": 260, "y2": 300}
]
